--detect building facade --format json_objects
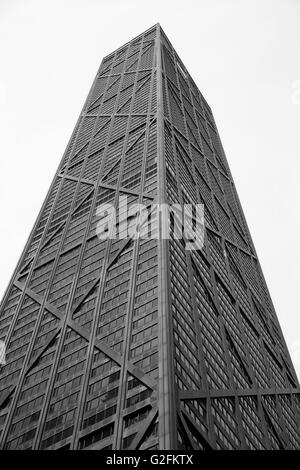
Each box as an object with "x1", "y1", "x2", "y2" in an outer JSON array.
[{"x1": 0, "y1": 24, "x2": 299, "y2": 450}]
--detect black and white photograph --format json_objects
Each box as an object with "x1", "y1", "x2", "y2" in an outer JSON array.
[{"x1": 0, "y1": 0, "x2": 299, "y2": 456}]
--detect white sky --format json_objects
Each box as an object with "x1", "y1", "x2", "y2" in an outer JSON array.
[{"x1": 0, "y1": 0, "x2": 299, "y2": 379}]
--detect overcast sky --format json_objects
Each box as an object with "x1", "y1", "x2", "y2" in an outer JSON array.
[{"x1": 0, "y1": 0, "x2": 299, "y2": 378}]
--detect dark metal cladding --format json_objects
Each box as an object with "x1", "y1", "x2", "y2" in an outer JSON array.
[{"x1": 0, "y1": 24, "x2": 299, "y2": 450}]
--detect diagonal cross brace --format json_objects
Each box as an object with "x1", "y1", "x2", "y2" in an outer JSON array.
[
  {"x1": 10, "y1": 278, "x2": 156, "y2": 394},
  {"x1": 128, "y1": 409, "x2": 158, "y2": 450}
]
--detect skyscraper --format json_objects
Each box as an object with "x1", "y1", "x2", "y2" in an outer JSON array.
[{"x1": 0, "y1": 23, "x2": 299, "y2": 450}]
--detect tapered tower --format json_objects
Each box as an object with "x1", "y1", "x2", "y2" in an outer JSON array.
[{"x1": 0, "y1": 24, "x2": 299, "y2": 450}]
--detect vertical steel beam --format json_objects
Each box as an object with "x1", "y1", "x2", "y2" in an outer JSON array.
[{"x1": 156, "y1": 23, "x2": 178, "y2": 450}]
